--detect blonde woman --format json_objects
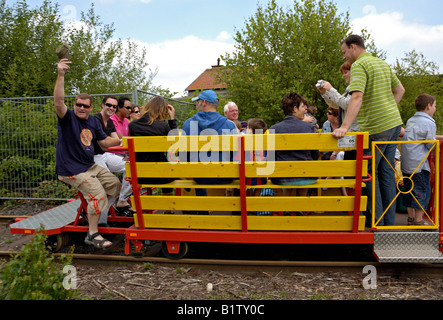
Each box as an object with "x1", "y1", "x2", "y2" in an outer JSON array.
[{"x1": 128, "y1": 96, "x2": 177, "y2": 188}]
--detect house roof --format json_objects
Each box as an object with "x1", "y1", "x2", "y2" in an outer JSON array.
[{"x1": 186, "y1": 64, "x2": 226, "y2": 92}]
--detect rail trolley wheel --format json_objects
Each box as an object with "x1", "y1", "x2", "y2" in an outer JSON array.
[
  {"x1": 161, "y1": 241, "x2": 189, "y2": 260},
  {"x1": 46, "y1": 233, "x2": 71, "y2": 252}
]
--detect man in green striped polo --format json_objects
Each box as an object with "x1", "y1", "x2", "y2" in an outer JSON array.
[{"x1": 333, "y1": 34, "x2": 405, "y2": 227}]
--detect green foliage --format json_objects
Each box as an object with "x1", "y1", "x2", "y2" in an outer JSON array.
[
  {"x1": 0, "y1": 0, "x2": 156, "y2": 97},
  {"x1": 32, "y1": 180, "x2": 77, "y2": 200},
  {"x1": 0, "y1": 229, "x2": 78, "y2": 300},
  {"x1": 0, "y1": 99, "x2": 57, "y2": 191},
  {"x1": 221, "y1": 0, "x2": 351, "y2": 126},
  {"x1": 220, "y1": 0, "x2": 442, "y2": 134},
  {"x1": 393, "y1": 50, "x2": 443, "y2": 133}
]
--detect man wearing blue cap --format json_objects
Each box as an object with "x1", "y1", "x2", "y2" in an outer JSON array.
[
  {"x1": 183, "y1": 89, "x2": 238, "y2": 136},
  {"x1": 183, "y1": 90, "x2": 238, "y2": 202}
]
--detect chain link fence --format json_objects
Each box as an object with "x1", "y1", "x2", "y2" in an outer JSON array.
[{"x1": 0, "y1": 89, "x2": 195, "y2": 200}]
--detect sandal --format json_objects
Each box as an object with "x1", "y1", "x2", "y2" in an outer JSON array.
[
  {"x1": 84, "y1": 232, "x2": 112, "y2": 249},
  {"x1": 413, "y1": 219, "x2": 431, "y2": 226},
  {"x1": 407, "y1": 217, "x2": 415, "y2": 225}
]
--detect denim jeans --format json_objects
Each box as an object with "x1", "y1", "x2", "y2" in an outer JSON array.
[
  {"x1": 402, "y1": 171, "x2": 431, "y2": 210},
  {"x1": 364, "y1": 125, "x2": 402, "y2": 226}
]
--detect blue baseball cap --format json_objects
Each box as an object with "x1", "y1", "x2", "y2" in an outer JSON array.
[{"x1": 191, "y1": 90, "x2": 219, "y2": 105}]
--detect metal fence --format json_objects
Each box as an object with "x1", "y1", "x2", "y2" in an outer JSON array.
[{"x1": 0, "y1": 89, "x2": 195, "y2": 200}]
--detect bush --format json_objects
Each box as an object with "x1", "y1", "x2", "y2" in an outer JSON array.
[{"x1": 0, "y1": 229, "x2": 78, "y2": 300}]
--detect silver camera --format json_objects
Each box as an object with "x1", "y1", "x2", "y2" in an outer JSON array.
[{"x1": 315, "y1": 80, "x2": 324, "y2": 88}]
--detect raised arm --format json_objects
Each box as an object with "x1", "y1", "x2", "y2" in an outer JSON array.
[
  {"x1": 54, "y1": 59, "x2": 71, "y2": 119},
  {"x1": 332, "y1": 91, "x2": 363, "y2": 138}
]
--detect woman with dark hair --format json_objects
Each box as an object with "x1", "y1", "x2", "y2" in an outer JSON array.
[{"x1": 128, "y1": 96, "x2": 177, "y2": 189}]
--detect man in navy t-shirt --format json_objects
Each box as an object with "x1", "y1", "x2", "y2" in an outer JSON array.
[{"x1": 54, "y1": 59, "x2": 122, "y2": 249}]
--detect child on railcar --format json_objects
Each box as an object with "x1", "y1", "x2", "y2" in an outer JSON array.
[
  {"x1": 401, "y1": 94, "x2": 437, "y2": 225},
  {"x1": 245, "y1": 118, "x2": 268, "y2": 196},
  {"x1": 245, "y1": 118, "x2": 274, "y2": 216},
  {"x1": 401, "y1": 94, "x2": 437, "y2": 226}
]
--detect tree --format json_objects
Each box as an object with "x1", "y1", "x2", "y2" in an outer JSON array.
[
  {"x1": 220, "y1": 0, "x2": 352, "y2": 126},
  {"x1": 0, "y1": 0, "x2": 156, "y2": 97},
  {"x1": 392, "y1": 50, "x2": 442, "y2": 131},
  {"x1": 220, "y1": 0, "x2": 395, "y2": 128}
]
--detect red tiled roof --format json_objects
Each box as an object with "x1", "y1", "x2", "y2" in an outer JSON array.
[{"x1": 186, "y1": 66, "x2": 226, "y2": 92}]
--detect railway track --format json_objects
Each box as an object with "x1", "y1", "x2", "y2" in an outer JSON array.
[
  {"x1": 1, "y1": 249, "x2": 442, "y2": 278},
  {"x1": 1, "y1": 214, "x2": 443, "y2": 277},
  {"x1": 0, "y1": 215, "x2": 29, "y2": 225}
]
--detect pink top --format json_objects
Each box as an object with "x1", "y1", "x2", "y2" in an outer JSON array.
[
  {"x1": 110, "y1": 114, "x2": 129, "y2": 154},
  {"x1": 110, "y1": 114, "x2": 129, "y2": 137}
]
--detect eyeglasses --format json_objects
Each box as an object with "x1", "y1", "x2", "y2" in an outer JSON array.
[
  {"x1": 104, "y1": 103, "x2": 117, "y2": 109},
  {"x1": 75, "y1": 103, "x2": 91, "y2": 109}
]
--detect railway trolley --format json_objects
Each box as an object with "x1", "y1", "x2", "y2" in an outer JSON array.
[{"x1": 9, "y1": 132, "x2": 443, "y2": 263}]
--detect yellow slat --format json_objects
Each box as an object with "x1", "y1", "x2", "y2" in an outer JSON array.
[
  {"x1": 133, "y1": 195, "x2": 367, "y2": 212},
  {"x1": 128, "y1": 162, "x2": 239, "y2": 179},
  {"x1": 246, "y1": 196, "x2": 367, "y2": 212},
  {"x1": 126, "y1": 160, "x2": 368, "y2": 179},
  {"x1": 245, "y1": 160, "x2": 368, "y2": 178},
  {"x1": 134, "y1": 214, "x2": 366, "y2": 231},
  {"x1": 123, "y1": 132, "x2": 369, "y2": 152},
  {"x1": 136, "y1": 195, "x2": 240, "y2": 211},
  {"x1": 136, "y1": 178, "x2": 364, "y2": 189}
]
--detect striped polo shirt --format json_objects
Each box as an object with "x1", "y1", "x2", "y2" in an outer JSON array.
[{"x1": 349, "y1": 52, "x2": 403, "y2": 135}]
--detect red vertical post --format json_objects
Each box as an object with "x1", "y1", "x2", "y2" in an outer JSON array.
[
  {"x1": 127, "y1": 138, "x2": 145, "y2": 230},
  {"x1": 239, "y1": 135, "x2": 248, "y2": 232},
  {"x1": 440, "y1": 141, "x2": 442, "y2": 237},
  {"x1": 352, "y1": 134, "x2": 364, "y2": 233}
]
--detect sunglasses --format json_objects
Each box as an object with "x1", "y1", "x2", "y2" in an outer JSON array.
[
  {"x1": 104, "y1": 102, "x2": 117, "y2": 109},
  {"x1": 123, "y1": 106, "x2": 132, "y2": 110},
  {"x1": 327, "y1": 111, "x2": 338, "y2": 116},
  {"x1": 75, "y1": 103, "x2": 91, "y2": 109}
]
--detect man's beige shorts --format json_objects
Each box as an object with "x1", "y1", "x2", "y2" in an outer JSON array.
[{"x1": 59, "y1": 164, "x2": 121, "y2": 215}]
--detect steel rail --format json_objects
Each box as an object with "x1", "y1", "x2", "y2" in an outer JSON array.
[{"x1": 1, "y1": 251, "x2": 442, "y2": 277}]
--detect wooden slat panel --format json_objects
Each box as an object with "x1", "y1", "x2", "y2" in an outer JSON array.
[
  {"x1": 128, "y1": 162, "x2": 239, "y2": 179},
  {"x1": 245, "y1": 160, "x2": 368, "y2": 178},
  {"x1": 126, "y1": 160, "x2": 368, "y2": 179},
  {"x1": 135, "y1": 178, "x2": 364, "y2": 189},
  {"x1": 137, "y1": 195, "x2": 240, "y2": 211},
  {"x1": 246, "y1": 196, "x2": 367, "y2": 212},
  {"x1": 134, "y1": 195, "x2": 367, "y2": 212},
  {"x1": 123, "y1": 132, "x2": 369, "y2": 152},
  {"x1": 135, "y1": 214, "x2": 366, "y2": 231}
]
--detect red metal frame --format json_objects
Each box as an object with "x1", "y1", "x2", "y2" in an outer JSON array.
[
  {"x1": 440, "y1": 141, "x2": 443, "y2": 253},
  {"x1": 121, "y1": 133, "x2": 375, "y2": 255},
  {"x1": 14, "y1": 133, "x2": 440, "y2": 259}
]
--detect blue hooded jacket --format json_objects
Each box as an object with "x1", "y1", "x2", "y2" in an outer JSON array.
[
  {"x1": 182, "y1": 111, "x2": 237, "y2": 136},
  {"x1": 182, "y1": 111, "x2": 238, "y2": 163}
]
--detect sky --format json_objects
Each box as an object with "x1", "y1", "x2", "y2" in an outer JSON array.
[{"x1": 10, "y1": 0, "x2": 443, "y2": 96}]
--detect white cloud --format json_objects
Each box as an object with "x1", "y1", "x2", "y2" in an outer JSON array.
[
  {"x1": 350, "y1": 10, "x2": 443, "y2": 72},
  {"x1": 216, "y1": 31, "x2": 232, "y2": 42},
  {"x1": 142, "y1": 35, "x2": 235, "y2": 96}
]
